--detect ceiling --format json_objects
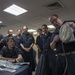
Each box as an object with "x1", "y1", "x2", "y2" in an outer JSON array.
[{"x1": 0, "y1": 0, "x2": 75, "y2": 35}]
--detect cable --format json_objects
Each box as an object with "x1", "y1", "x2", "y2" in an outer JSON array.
[{"x1": 61, "y1": 42, "x2": 68, "y2": 75}]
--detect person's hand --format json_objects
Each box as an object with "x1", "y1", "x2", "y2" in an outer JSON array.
[
  {"x1": 0, "y1": 39, "x2": 3, "y2": 43},
  {"x1": 24, "y1": 48, "x2": 30, "y2": 52},
  {"x1": 8, "y1": 59, "x2": 15, "y2": 63},
  {"x1": 50, "y1": 35, "x2": 60, "y2": 49},
  {"x1": 69, "y1": 22, "x2": 75, "y2": 28},
  {"x1": 53, "y1": 35, "x2": 60, "y2": 43}
]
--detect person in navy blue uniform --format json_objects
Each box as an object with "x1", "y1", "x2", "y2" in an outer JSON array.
[
  {"x1": 36, "y1": 24, "x2": 55, "y2": 75},
  {"x1": 0, "y1": 37, "x2": 23, "y2": 63},
  {"x1": 20, "y1": 26, "x2": 35, "y2": 71},
  {"x1": 36, "y1": 28, "x2": 43, "y2": 59},
  {"x1": 49, "y1": 14, "x2": 75, "y2": 75},
  {"x1": 4, "y1": 29, "x2": 14, "y2": 46},
  {"x1": 14, "y1": 29, "x2": 22, "y2": 49},
  {"x1": 41, "y1": 24, "x2": 55, "y2": 75}
]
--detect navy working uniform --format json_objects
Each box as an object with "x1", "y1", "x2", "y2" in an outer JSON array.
[
  {"x1": 52, "y1": 21, "x2": 75, "y2": 75},
  {"x1": 42, "y1": 32, "x2": 55, "y2": 75},
  {"x1": 14, "y1": 35, "x2": 22, "y2": 49},
  {"x1": 0, "y1": 46, "x2": 22, "y2": 58},
  {"x1": 36, "y1": 34, "x2": 43, "y2": 58},
  {"x1": 36, "y1": 32, "x2": 55, "y2": 75},
  {"x1": 20, "y1": 32, "x2": 35, "y2": 71}
]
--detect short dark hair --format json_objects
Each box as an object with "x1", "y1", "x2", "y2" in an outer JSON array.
[
  {"x1": 7, "y1": 37, "x2": 15, "y2": 43},
  {"x1": 41, "y1": 24, "x2": 47, "y2": 28},
  {"x1": 17, "y1": 29, "x2": 22, "y2": 32}
]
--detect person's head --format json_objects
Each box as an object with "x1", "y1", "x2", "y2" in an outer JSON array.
[
  {"x1": 49, "y1": 14, "x2": 63, "y2": 29},
  {"x1": 7, "y1": 29, "x2": 13, "y2": 36},
  {"x1": 22, "y1": 26, "x2": 28, "y2": 33},
  {"x1": 41, "y1": 24, "x2": 48, "y2": 34},
  {"x1": 37, "y1": 28, "x2": 42, "y2": 35},
  {"x1": 7, "y1": 37, "x2": 15, "y2": 48},
  {"x1": 16, "y1": 29, "x2": 22, "y2": 36}
]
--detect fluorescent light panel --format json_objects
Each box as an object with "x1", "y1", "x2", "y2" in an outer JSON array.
[
  {"x1": 0, "y1": 21, "x2": 2, "y2": 24},
  {"x1": 47, "y1": 25, "x2": 55, "y2": 28},
  {"x1": 28, "y1": 29, "x2": 36, "y2": 32},
  {"x1": 3, "y1": 4, "x2": 28, "y2": 16}
]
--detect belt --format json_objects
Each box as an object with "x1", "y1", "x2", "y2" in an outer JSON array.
[{"x1": 59, "y1": 51, "x2": 75, "y2": 56}]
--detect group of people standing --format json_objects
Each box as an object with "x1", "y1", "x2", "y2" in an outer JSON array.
[
  {"x1": 0, "y1": 14, "x2": 75, "y2": 75},
  {"x1": 0, "y1": 26, "x2": 35, "y2": 72},
  {"x1": 36, "y1": 14, "x2": 75, "y2": 75}
]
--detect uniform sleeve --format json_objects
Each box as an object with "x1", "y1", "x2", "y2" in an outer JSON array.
[
  {"x1": 36, "y1": 36, "x2": 38, "y2": 44},
  {"x1": 15, "y1": 47, "x2": 22, "y2": 55},
  {"x1": 20, "y1": 35, "x2": 24, "y2": 45},
  {"x1": 0, "y1": 47, "x2": 6, "y2": 56},
  {"x1": 30, "y1": 34, "x2": 35, "y2": 43},
  {"x1": 32, "y1": 35, "x2": 35, "y2": 43}
]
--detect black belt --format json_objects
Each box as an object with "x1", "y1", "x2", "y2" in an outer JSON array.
[{"x1": 59, "y1": 51, "x2": 75, "y2": 56}]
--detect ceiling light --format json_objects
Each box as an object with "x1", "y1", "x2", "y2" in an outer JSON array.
[
  {"x1": 0, "y1": 21, "x2": 2, "y2": 24},
  {"x1": 47, "y1": 25, "x2": 55, "y2": 28},
  {"x1": 28, "y1": 29, "x2": 36, "y2": 32},
  {"x1": 33, "y1": 32, "x2": 37, "y2": 35},
  {"x1": 3, "y1": 4, "x2": 28, "y2": 16}
]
